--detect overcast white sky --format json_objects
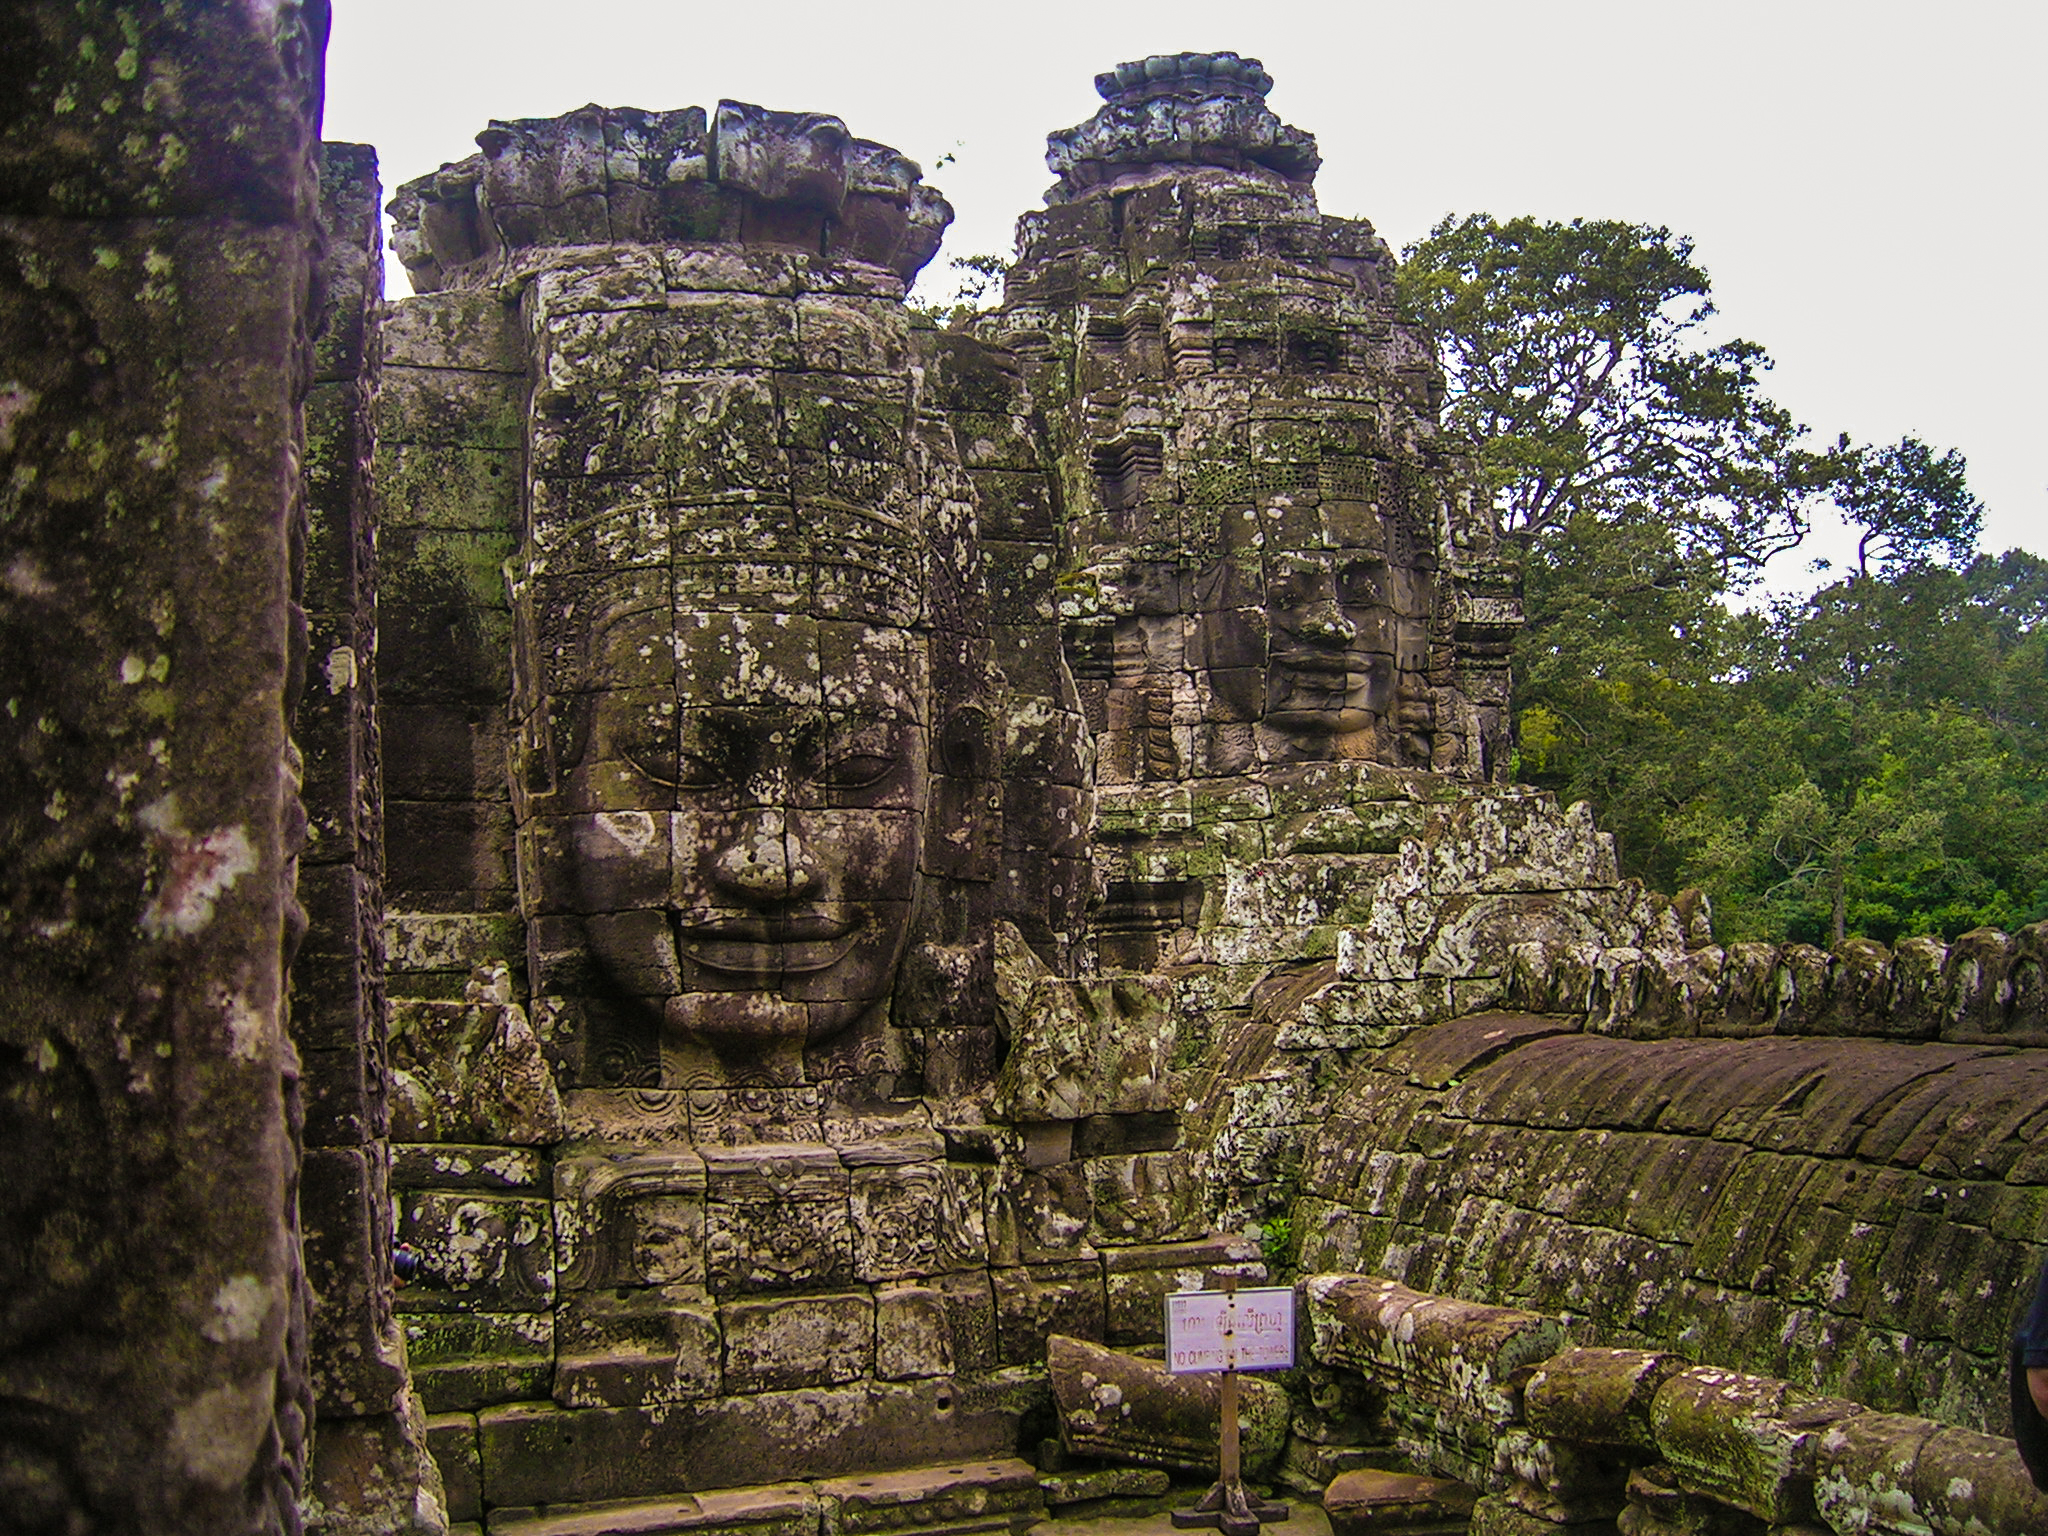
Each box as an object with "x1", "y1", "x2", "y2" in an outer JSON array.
[{"x1": 324, "y1": 0, "x2": 2046, "y2": 591}]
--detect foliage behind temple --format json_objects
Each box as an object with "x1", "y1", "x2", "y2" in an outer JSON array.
[{"x1": 1400, "y1": 215, "x2": 2041, "y2": 945}]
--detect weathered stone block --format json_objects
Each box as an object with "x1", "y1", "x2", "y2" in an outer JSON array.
[
  {"x1": 554, "y1": 1286, "x2": 722, "y2": 1409},
  {"x1": 1648, "y1": 1367, "x2": 1862, "y2": 1525},
  {"x1": 1085, "y1": 1151, "x2": 1205, "y2": 1245},
  {"x1": 1909, "y1": 1424, "x2": 2048, "y2": 1536},
  {"x1": 403, "y1": 1313, "x2": 555, "y2": 1414},
  {"x1": 817, "y1": 1459, "x2": 1043, "y2": 1536},
  {"x1": 722, "y1": 1291, "x2": 876, "y2": 1393},
  {"x1": 392, "y1": 1143, "x2": 550, "y2": 1195},
  {"x1": 703, "y1": 1142, "x2": 857, "y2": 1294},
  {"x1": 395, "y1": 1191, "x2": 556, "y2": 1314},
  {"x1": 1491, "y1": 1427, "x2": 1635, "y2": 1523},
  {"x1": 556, "y1": 1147, "x2": 707, "y2": 1291},
  {"x1": 875, "y1": 1284, "x2": 957, "y2": 1380},
  {"x1": 1306, "y1": 1275, "x2": 1565, "y2": 1425},
  {"x1": 1103, "y1": 1236, "x2": 1265, "y2": 1344},
  {"x1": 302, "y1": 1395, "x2": 449, "y2": 1536},
  {"x1": 994, "y1": 962, "x2": 1183, "y2": 1122},
  {"x1": 1523, "y1": 1347, "x2": 1685, "y2": 1450},
  {"x1": 994, "y1": 1259, "x2": 1106, "y2": 1365},
  {"x1": 1808, "y1": 1410, "x2": 1935, "y2": 1536},
  {"x1": 1041, "y1": 1464, "x2": 1171, "y2": 1508},
  {"x1": 1323, "y1": 1469, "x2": 1478, "y2": 1536},
  {"x1": 390, "y1": 990, "x2": 566, "y2": 1145},
  {"x1": 851, "y1": 1158, "x2": 991, "y2": 1280},
  {"x1": 490, "y1": 1483, "x2": 818, "y2": 1536},
  {"x1": 1047, "y1": 1334, "x2": 1289, "y2": 1477},
  {"x1": 380, "y1": 365, "x2": 526, "y2": 449},
  {"x1": 1943, "y1": 928, "x2": 2021, "y2": 1042},
  {"x1": 1463, "y1": 1492, "x2": 1609, "y2": 1536},
  {"x1": 877, "y1": 1271, "x2": 1000, "y2": 1380},
  {"x1": 426, "y1": 1413, "x2": 481, "y2": 1525},
  {"x1": 302, "y1": 1146, "x2": 409, "y2": 1417},
  {"x1": 384, "y1": 800, "x2": 517, "y2": 901},
  {"x1": 476, "y1": 1381, "x2": 1021, "y2": 1507},
  {"x1": 380, "y1": 289, "x2": 524, "y2": 372}
]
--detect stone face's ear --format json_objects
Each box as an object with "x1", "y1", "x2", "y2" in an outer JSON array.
[{"x1": 940, "y1": 704, "x2": 994, "y2": 780}]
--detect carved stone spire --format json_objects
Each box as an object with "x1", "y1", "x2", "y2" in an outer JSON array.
[
  {"x1": 1044, "y1": 50, "x2": 1320, "y2": 203},
  {"x1": 388, "y1": 101, "x2": 952, "y2": 294}
]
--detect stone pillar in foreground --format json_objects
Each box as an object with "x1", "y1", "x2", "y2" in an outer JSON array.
[{"x1": 0, "y1": 3, "x2": 328, "y2": 1530}]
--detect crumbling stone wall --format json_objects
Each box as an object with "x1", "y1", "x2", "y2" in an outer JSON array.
[
  {"x1": 0, "y1": 2, "x2": 329, "y2": 1530},
  {"x1": 1505, "y1": 922, "x2": 2048, "y2": 1047},
  {"x1": 1301, "y1": 1274, "x2": 2048, "y2": 1534}
]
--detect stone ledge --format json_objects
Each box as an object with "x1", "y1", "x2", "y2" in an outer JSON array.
[{"x1": 489, "y1": 1461, "x2": 1044, "y2": 1536}]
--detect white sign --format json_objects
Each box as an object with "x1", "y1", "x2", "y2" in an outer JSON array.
[{"x1": 1165, "y1": 1287, "x2": 1296, "y2": 1373}]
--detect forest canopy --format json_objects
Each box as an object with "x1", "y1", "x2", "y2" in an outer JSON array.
[{"x1": 1400, "y1": 216, "x2": 2046, "y2": 946}]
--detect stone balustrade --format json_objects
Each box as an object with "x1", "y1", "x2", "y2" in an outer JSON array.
[
  {"x1": 1301, "y1": 1275, "x2": 2048, "y2": 1536},
  {"x1": 1505, "y1": 922, "x2": 2048, "y2": 1048}
]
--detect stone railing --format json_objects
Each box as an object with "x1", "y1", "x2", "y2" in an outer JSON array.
[
  {"x1": 1302, "y1": 1274, "x2": 2048, "y2": 1535},
  {"x1": 1504, "y1": 923, "x2": 2048, "y2": 1049}
]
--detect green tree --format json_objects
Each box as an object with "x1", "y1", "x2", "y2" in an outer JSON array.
[
  {"x1": 910, "y1": 253, "x2": 1005, "y2": 329},
  {"x1": 1403, "y1": 213, "x2": 2045, "y2": 945},
  {"x1": 1833, "y1": 434, "x2": 1983, "y2": 576},
  {"x1": 1398, "y1": 215, "x2": 1832, "y2": 579}
]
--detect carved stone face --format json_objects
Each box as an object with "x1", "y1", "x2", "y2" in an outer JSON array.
[
  {"x1": 542, "y1": 603, "x2": 929, "y2": 1053},
  {"x1": 1260, "y1": 552, "x2": 1397, "y2": 735},
  {"x1": 663, "y1": 689, "x2": 925, "y2": 1043}
]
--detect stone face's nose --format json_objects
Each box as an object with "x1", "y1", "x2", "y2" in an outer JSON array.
[
  {"x1": 713, "y1": 810, "x2": 816, "y2": 902},
  {"x1": 1295, "y1": 598, "x2": 1357, "y2": 645}
]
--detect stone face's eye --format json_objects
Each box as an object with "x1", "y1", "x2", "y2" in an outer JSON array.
[
  {"x1": 674, "y1": 750, "x2": 729, "y2": 790},
  {"x1": 622, "y1": 741, "x2": 678, "y2": 786},
  {"x1": 1268, "y1": 566, "x2": 1317, "y2": 607},
  {"x1": 1335, "y1": 561, "x2": 1384, "y2": 607},
  {"x1": 818, "y1": 752, "x2": 897, "y2": 790},
  {"x1": 606, "y1": 702, "x2": 677, "y2": 786}
]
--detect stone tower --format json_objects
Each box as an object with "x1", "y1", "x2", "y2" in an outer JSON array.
[{"x1": 978, "y1": 52, "x2": 1520, "y2": 971}]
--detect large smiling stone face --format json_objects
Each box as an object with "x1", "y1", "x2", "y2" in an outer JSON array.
[
  {"x1": 532, "y1": 597, "x2": 930, "y2": 1057},
  {"x1": 1258, "y1": 551, "x2": 1400, "y2": 737}
]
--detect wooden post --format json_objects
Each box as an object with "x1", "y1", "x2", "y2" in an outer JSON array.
[
  {"x1": 1219, "y1": 1367, "x2": 1241, "y2": 1483},
  {"x1": 1220, "y1": 1271, "x2": 1241, "y2": 1483},
  {"x1": 1172, "y1": 1267, "x2": 1288, "y2": 1535}
]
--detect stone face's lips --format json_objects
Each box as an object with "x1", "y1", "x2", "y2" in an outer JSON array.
[
  {"x1": 1271, "y1": 648, "x2": 1367, "y2": 675},
  {"x1": 677, "y1": 915, "x2": 861, "y2": 977}
]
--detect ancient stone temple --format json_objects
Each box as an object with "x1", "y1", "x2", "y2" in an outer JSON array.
[{"x1": 4, "y1": 13, "x2": 2047, "y2": 1536}]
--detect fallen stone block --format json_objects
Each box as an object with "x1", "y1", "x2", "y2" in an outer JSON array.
[
  {"x1": 1466, "y1": 1491, "x2": 1618, "y2": 1536},
  {"x1": 1039, "y1": 1464, "x2": 1172, "y2": 1507},
  {"x1": 1615, "y1": 1463, "x2": 1761, "y2": 1536},
  {"x1": 1911, "y1": 1424, "x2": 2048, "y2": 1536},
  {"x1": 1523, "y1": 1348, "x2": 1685, "y2": 1450},
  {"x1": 819, "y1": 1459, "x2": 1044, "y2": 1536},
  {"x1": 1491, "y1": 1427, "x2": 1635, "y2": 1524},
  {"x1": 1648, "y1": 1367, "x2": 1863, "y2": 1526},
  {"x1": 1048, "y1": 1333, "x2": 1290, "y2": 1478},
  {"x1": 1322, "y1": 1468, "x2": 1477, "y2": 1535},
  {"x1": 489, "y1": 1482, "x2": 817, "y2": 1536},
  {"x1": 1304, "y1": 1275, "x2": 1565, "y2": 1424}
]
